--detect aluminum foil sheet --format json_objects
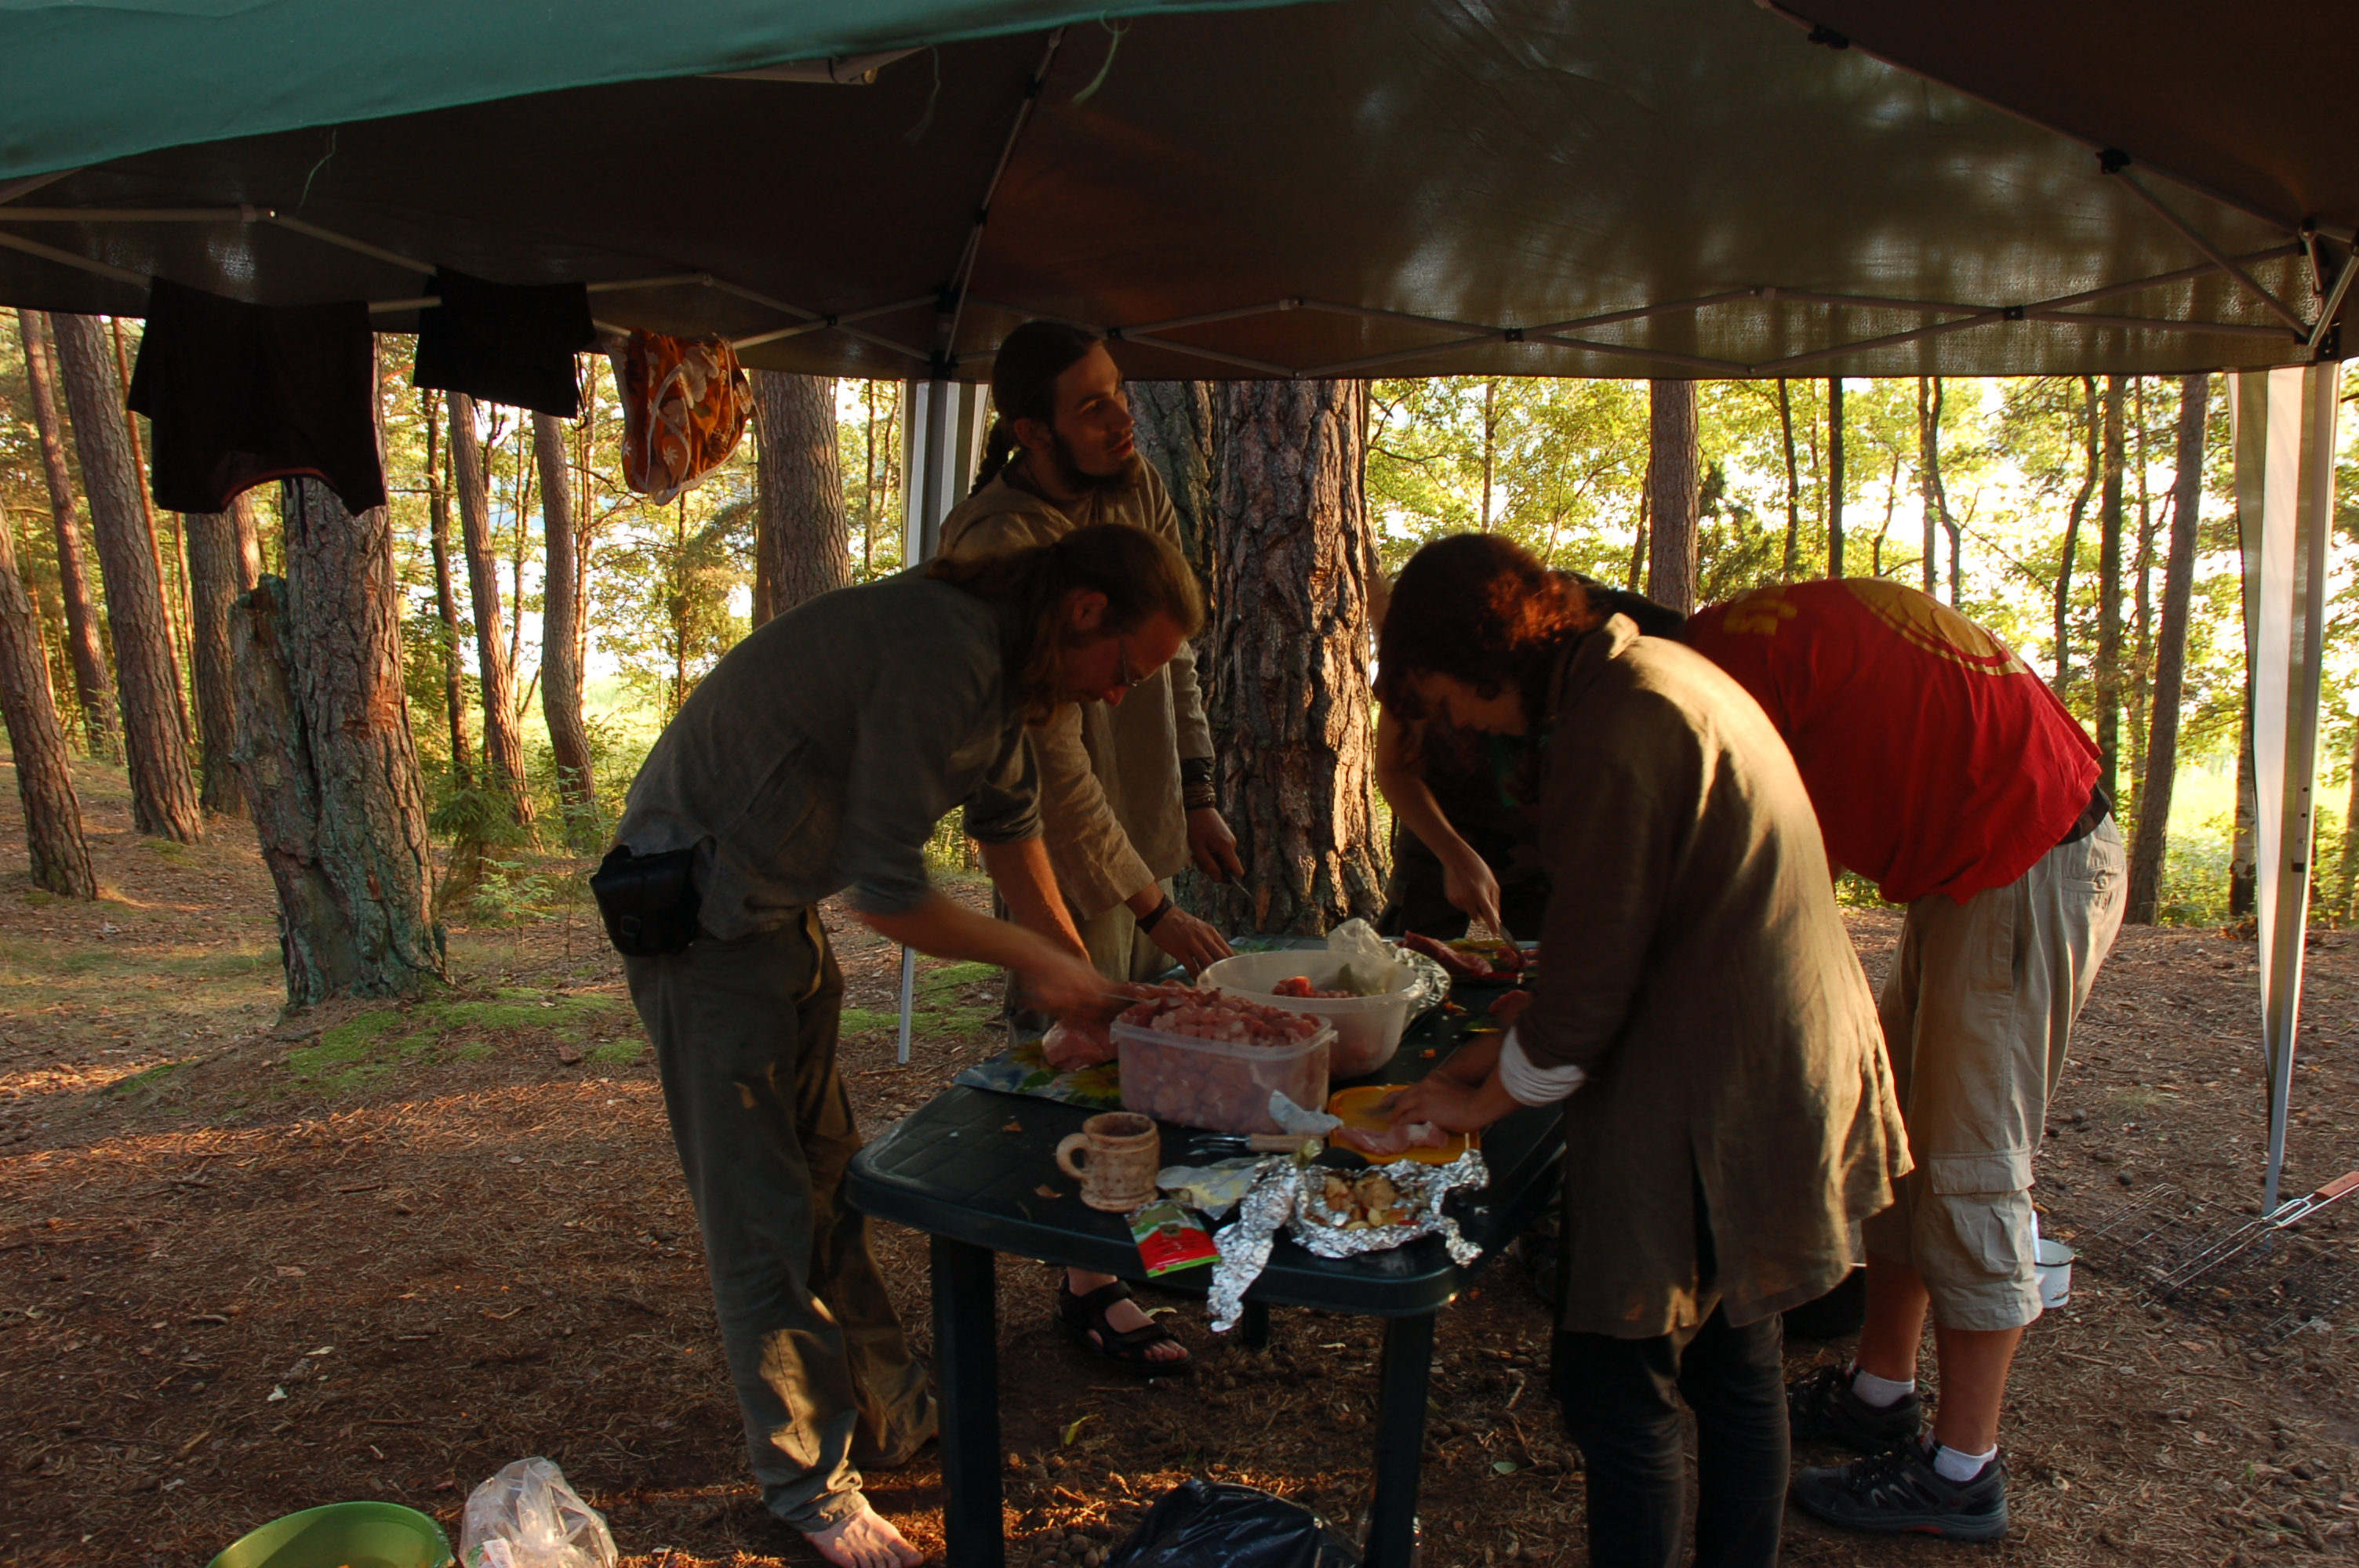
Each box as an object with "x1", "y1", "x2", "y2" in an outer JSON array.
[{"x1": 1206, "y1": 1149, "x2": 1489, "y2": 1331}]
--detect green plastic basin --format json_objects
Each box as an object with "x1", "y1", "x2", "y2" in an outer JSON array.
[{"x1": 206, "y1": 1501, "x2": 454, "y2": 1568}]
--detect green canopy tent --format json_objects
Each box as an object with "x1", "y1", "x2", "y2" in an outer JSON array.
[{"x1": 0, "y1": 0, "x2": 2346, "y2": 1211}]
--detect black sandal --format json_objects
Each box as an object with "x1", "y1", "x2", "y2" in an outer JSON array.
[{"x1": 1056, "y1": 1278, "x2": 1191, "y2": 1376}]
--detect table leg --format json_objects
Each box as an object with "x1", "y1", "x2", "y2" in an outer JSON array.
[
  {"x1": 1241, "y1": 1298, "x2": 1270, "y2": 1350},
  {"x1": 1364, "y1": 1312, "x2": 1435, "y2": 1568},
  {"x1": 932, "y1": 1233, "x2": 1002, "y2": 1568}
]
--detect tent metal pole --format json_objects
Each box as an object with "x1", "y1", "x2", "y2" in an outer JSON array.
[
  {"x1": 1117, "y1": 298, "x2": 1302, "y2": 336},
  {"x1": 1537, "y1": 334, "x2": 1747, "y2": 376},
  {"x1": 2026, "y1": 310, "x2": 2297, "y2": 343},
  {"x1": 1748, "y1": 310, "x2": 2002, "y2": 375},
  {"x1": 0, "y1": 226, "x2": 146, "y2": 287},
  {"x1": 0, "y1": 169, "x2": 79, "y2": 206},
  {"x1": 266, "y1": 213, "x2": 435, "y2": 274},
  {"x1": 2108, "y1": 172, "x2": 2308, "y2": 334},
  {"x1": 941, "y1": 28, "x2": 1068, "y2": 366},
  {"x1": 2306, "y1": 247, "x2": 2358, "y2": 354},
  {"x1": 2233, "y1": 363, "x2": 2341, "y2": 1212},
  {"x1": 1298, "y1": 335, "x2": 1506, "y2": 378},
  {"x1": 1528, "y1": 289, "x2": 1761, "y2": 335}
]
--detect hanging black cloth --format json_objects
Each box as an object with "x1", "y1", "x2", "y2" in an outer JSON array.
[
  {"x1": 125, "y1": 278, "x2": 385, "y2": 516},
  {"x1": 411, "y1": 268, "x2": 594, "y2": 417}
]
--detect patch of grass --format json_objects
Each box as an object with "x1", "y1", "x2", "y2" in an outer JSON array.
[
  {"x1": 2113, "y1": 1085, "x2": 2161, "y2": 1114},
  {"x1": 278, "y1": 989, "x2": 629, "y2": 1094},
  {"x1": 99, "y1": 1058, "x2": 193, "y2": 1108},
  {"x1": 587, "y1": 1040, "x2": 644, "y2": 1065},
  {"x1": 145, "y1": 840, "x2": 192, "y2": 863},
  {"x1": 841, "y1": 1007, "x2": 900, "y2": 1035},
  {"x1": 20, "y1": 888, "x2": 53, "y2": 906}
]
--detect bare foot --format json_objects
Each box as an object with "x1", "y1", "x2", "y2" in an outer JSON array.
[
  {"x1": 801, "y1": 1500, "x2": 923, "y2": 1568},
  {"x1": 1067, "y1": 1269, "x2": 1187, "y2": 1364}
]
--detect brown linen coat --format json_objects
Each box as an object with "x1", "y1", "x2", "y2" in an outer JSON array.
[
  {"x1": 1517, "y1": 618, "x2": 1910, "y2": 1338},
  {"x1": 938, "y1": 462, "x2": 1214, "y2": 920}
]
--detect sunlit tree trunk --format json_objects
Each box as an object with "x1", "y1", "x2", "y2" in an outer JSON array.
[
  {"x1": 234, "y1": 477, "x2": 445, "y2": 1003},
  {"x1": 447, "y1": 391, "x2": 533, "y2": 829},
  {"x1": 16, "y1": 310, "x2": 120, "y2": 760},
  {"x1": 420, "y1": 394, "x2": 471, "y2": 786},
  {"x1": 2055, "y1": 376, "x2": 2099, "y2": 687},
  {"x1": 50, "y1": 311, "x2": 202, "y2": 843},
  {"x1": 1645, "y1": 381, "x2": 1699, "y2": 613},
  {"x1": 2095, "y1": 372, "x2": 2128, "y2": 794},
  {"x1": 533, "y1": 412, "x2": 598, "y2": 847},
  {"x1": 2127, "y1": 377, "x2": 2157, "y2": 834},
  {"x1": 1826, "y1": 377, "x2": 1845, "y2": 577},
  {"x1": 1778, "y1": 378, "x2": 1801, "y2": 579},
  {"x1": 1187, "y1": 379, "x2": 1384, "y2": 934},
  {"x1": 2128, "y1": 375, "x2": 2207, "y2": 924},
  {"x1": 2230, "y1": 695, "x2": 2256, "y2": 920},
  {"x1": 752, "y1": 371, "x2": 849, "y2": 622},
  {"x1": 185, "y1": 494, "x2": 261, "y2": 818},
  {"x1": 0, "y1": 504, "x2": 94, "y2": 896}
]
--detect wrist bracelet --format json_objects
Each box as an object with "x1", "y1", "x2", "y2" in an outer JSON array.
[
  {"x1": 1183, "y1": 785, "x2": 1219, "y2": 811},
  {"x1": 1135, "y1": 894, "x2": 1176, "y2": 934}
]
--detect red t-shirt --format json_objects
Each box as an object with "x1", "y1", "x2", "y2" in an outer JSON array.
[{"x1": 1681, "y1": 579, "x2": 2099, "y2": 905}]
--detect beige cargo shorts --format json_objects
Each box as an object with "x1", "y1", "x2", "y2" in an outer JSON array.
[{"x1": 1863, "y1": 818, "x2": 2125, "y2": 1331}]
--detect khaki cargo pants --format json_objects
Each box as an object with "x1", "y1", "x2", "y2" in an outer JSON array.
[
  {"x1": 1863, "y1": 820, "x2": 2125, "y2": 1331},
  {"x1": 624, "y1": 909, "x2": 936, "y2": 1530}
]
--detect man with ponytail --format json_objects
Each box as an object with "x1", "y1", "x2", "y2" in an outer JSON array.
[
  {"x1": 609, "y1": 523, "x2": 1202, "y2": 1568},
  {"x1": 940, "y1": 321, "x2": 1243, "y2": 1373}
]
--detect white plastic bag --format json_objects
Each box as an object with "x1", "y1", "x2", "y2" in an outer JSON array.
[
  {"x1": 460, "y1": 1458, "x2": 616, "y2": 1568},
  {"x1": 1325, "y1": 918, "x2": 1409, "y2": 994}
]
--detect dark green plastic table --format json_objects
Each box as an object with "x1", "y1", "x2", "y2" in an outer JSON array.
[{"x1": 845, "y1": 989, "x2": 1563, "y2": 1568}]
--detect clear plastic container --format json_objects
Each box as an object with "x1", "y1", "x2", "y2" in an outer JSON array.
[
  {"x1": 1198, "y1": 949, "x2": 1416, "y2": 1080},
  {"x1": 1114, "y1": 1015, "x2": 1334, "y2": 1134}
]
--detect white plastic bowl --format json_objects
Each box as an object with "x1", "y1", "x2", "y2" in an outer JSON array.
[{"x1": 1198, "y1": 949, "x2": 1417, "y2": 1080}]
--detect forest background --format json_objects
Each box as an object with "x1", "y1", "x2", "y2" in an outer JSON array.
[{"x1": 2, "y1": 315, "x2": 2354, "y2": 935}]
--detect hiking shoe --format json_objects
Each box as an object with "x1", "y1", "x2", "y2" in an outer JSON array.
[
  {"x1": 1787, "y1": 1363, "x2": 1922, "y2": 1452},
  {"x1": 1791, "y1": 1439, "x2": 2009, "y2": 1541}
]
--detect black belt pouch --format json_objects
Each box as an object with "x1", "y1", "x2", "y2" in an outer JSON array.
[{"x1": 590, "y1": 845, "x2": 702, "y2": 956}]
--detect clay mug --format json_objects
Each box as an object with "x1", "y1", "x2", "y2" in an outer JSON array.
[{"x1": 1055, "y1": 1112, "x2": 1161, "y2": 1212}]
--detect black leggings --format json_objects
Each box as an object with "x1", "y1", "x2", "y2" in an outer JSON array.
[{"x1": 1553, "y1": 1305, "x2": 1789, "y2": 1568}]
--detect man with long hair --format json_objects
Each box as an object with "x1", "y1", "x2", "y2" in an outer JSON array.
[
  {"x1": 609, "y1": 524, "x2": 1202, "y2": 1568},
  {"x1": 939, "y1": 321, "x2": 1243, "y2": 1374},
  {"x1": 1376, "y1": 533, "x2": 1909, "y2": 1568}
]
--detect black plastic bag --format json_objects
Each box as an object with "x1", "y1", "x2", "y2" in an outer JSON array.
[{"x1": 1107, "y1": 1479, "x2": 1360, "y2": 1568}]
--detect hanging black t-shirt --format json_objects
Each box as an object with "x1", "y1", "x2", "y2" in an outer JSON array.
[
  {"x1": 411, "y1": 268, "x2": 594, "y2": 418},
  {"x1": 125, "y1": 278, "x2": 385, "y2": 516}
]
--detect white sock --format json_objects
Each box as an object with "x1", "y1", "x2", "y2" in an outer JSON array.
[
  {"x1": 1929, "y1": 1439, "x2": 1997, "y2": 1483},
  {"x1": 1847, "y1": 1363, "x2": 1916, "y2": 1409}
]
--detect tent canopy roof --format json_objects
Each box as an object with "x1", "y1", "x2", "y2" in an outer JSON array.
[{"x1": 2, "y1": 0, "x2": 2350, "y2": 381}]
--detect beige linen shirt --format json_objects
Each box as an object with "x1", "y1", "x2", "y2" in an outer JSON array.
[
  {"x1": 1516, "y1": 618, "x2": 1912, "y2": 1338},
  {"x1": 938, "y1": 461, "x2": 1214, "y2": 920}
]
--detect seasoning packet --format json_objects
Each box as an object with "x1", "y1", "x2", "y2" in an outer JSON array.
[{"x1": 1129, "y1": 1199, "x2": 1219, "y2": 1276}]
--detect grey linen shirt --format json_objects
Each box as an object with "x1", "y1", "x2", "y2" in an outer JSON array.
[{"x1": 612, "y1": 572, "x2": 1041, "y2": 939}]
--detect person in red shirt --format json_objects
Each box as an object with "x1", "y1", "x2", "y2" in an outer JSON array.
[{"x1": 1684, "y1": 579, "x2": 2122, "y2": 1541}]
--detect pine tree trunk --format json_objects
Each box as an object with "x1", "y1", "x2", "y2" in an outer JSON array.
[
  {"x1": 1826, "y1": 378, "x2": 1845, "y2": 577},
  {"x1": 752, "y1": 371, "x2": 849, "y2": 621},
  {"x1": 15, "y1": 309, "x2": 120, "y2": 760},
  {"x1": 0, "y1": 502, "x2": 95, "y2": 896},
  {"x1": 2055, "y1": 376, "x2": 2099, "y2": 687},
  {"x1": 421, "y1": 397, "x2": 471, "y2": 786},
  {"x1": 233, "y1": 479, "x2": 445, "y2": 1003},
  {"x1": 2127, "y1": 374, "x2": 2207, "y2": 924},
  {"x1": 2095, "y1": 373, "x2": 2127, "y2": 795},
  {"x1": 1645, "y1": 381, "x2": 1699, "y2": 613},
  {"x1": 1187, "y1": 379, "x2": 1384, "y2": 935},
  {"x1": 2126, "y1": 378, "x2": 2157, "y2": 840},
  {"x1": 533, "y1": 412, "x2": 598, "y2": 847},
  {"x1": 49, "y1": 312, "x2": 202, "y2": 842},
  {"x1": 2230, "y1": 693, "x2": 2257, "y2": 920},
  {"x1": 1130, "y1": 381, "x2": 1216, "y2": 571},
  {"x1": 185, "y1": 494, "x2": 261, "y2": 818},
  {"x1": 447, "y1": 391, "x2": 533, "y2": 827},
  {"x1": 1778, "y1": 379, "x2": 1801, "y2": 579}
]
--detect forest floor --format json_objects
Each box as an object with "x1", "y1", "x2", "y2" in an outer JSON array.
[{"x1": 3, "y1": 759, "x2": 2357, "y2": 1568}]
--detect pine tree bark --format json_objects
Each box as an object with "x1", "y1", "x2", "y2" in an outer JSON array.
[
  {"x1": 420, "y1": 397, "x2": 471, "y2": 786},
  {"x1": 0, "y1": 500, "x2": 95, "y2": 896},
  {"x1": 533, "y1": 412, "x2": 598, "y2": 846},
  {"x1": 1187, "y1": 379, "x2": 1384, "y2": 935},
  {"x1": 2127, "y1": 374, "x2": 2207, "y2": 924},
  {"x1": 1826, "y1": 378, "x2": 1845, "y2": 577},
  {"x1": 15, "y1": 309, "x2": 120, "y2": 760},
  {"x1": 49, "y1": 312, "x2": 202, "y2": 842},
  {"x1": 2055, "y1": 376, "x2": 2100, "y2": 685},
  {"x1": 233, "y1": 479, "x2": 445, "y2": 1002},
  {"x1": 2230, "y1": 694, "x2": 2256, "y2": 919},
  {"x1": 1645, "y1": 381, "x2": 1699, "y2": 613},
  {"x1": 185, "y1": 494, "x2": 261, "y2": 818},
  {"x1": 447, "y1": 391, "x2": 533, "y2": 827},
  {"x1": 1778, "y1": 379, "x2": 1801, "y2": 579},
  {"x1": 1130, "y1": 382, "x2": 1217, "y2": 572},
  {"x1": 751, "y1": 371, "x2": 849, "y2": 622},
  {"x1": 2095, "y1": 373, "x2": 2128, "y2": 794}
]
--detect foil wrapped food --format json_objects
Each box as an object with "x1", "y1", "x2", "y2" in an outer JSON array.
[{"x1": 1206, "y1": 1149, "x2": 1488, "y2": 1331}]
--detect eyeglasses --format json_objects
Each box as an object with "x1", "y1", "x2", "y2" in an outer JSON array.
[{"x1": 1114, "y1": 637, "x2": 1154, "y2": 690}]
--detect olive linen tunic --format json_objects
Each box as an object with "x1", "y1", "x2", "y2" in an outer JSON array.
[
  {"x1": 1516, "y1": 618, "x2": 1910, "y2": 1338},
  {"x1": 939, "y1": 461, "x2": 1214, "y2": 920}
]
